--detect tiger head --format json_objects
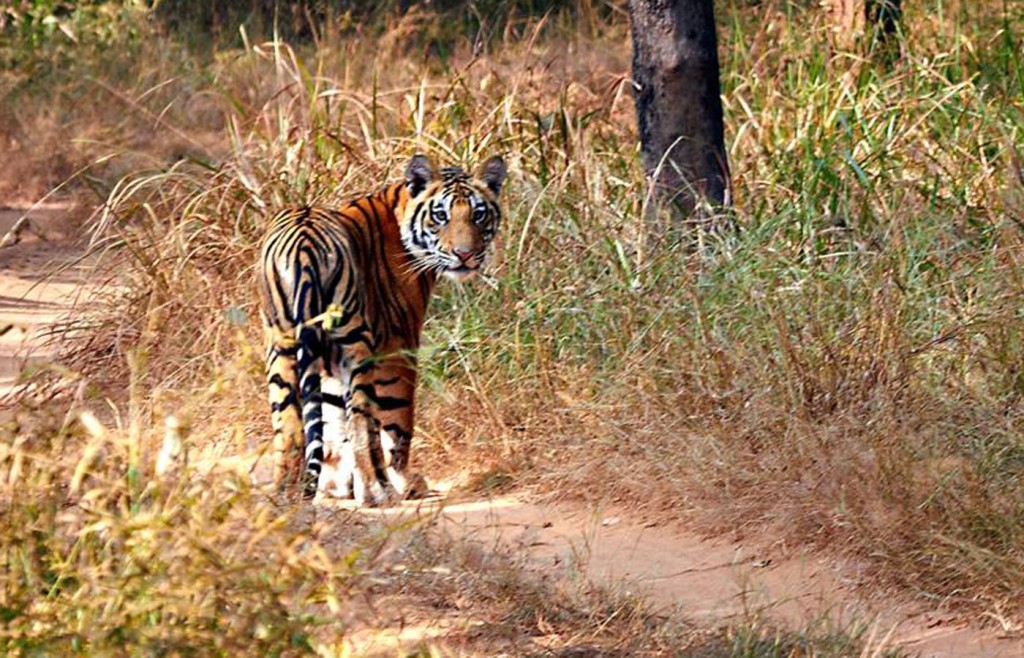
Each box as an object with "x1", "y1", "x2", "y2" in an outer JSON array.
[{"x1": 400, "y1": 154, "x2": 507, "y2": 282}]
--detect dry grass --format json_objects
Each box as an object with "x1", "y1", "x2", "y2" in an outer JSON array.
[
  {"x1": 2, "y1": 0, "x2": 1023, "y2": 649},
  {"x1": 0, "y1": 398, "x2": 892, "y2": 655},
  {"x1": 0, "y1": 401, "x2": 666, "y2": 655}
]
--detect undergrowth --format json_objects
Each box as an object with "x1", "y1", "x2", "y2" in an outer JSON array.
[
  {"x1": 3, "y1": 0, "x2": 1024, "y2": 646},
  {"x1": 0, "y1": 403, "x2": 891, "y2": 656}
]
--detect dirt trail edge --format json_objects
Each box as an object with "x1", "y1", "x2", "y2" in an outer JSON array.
[
  {"x1": 344, "y1": 493, "x2": 1022, "y2": 657},
  {"x1": 3, "y1": 206, "x2": 1022, "y2": 658},
  {"x1": 0, "y1": 205, "x2": 93, "y2": 397}
]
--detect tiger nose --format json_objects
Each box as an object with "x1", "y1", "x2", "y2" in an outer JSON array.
[{"x1": 453, "y1": 248, "x2": 474, "y2": 263}]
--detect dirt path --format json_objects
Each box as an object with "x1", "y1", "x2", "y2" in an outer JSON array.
[
  {"x1": 3, "y1": 205, "x2": 1022, "y2": 657},
  {"x1": 0, "y1": 205, "x2": 94, "y2": 397},
  {"x1": 340, "y1": 493, "x2": 1021, "y2": 657}
]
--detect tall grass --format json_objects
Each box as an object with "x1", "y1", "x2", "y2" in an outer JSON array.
[
  {"x1": 0, "y1": 404, "x2": 347, "y2": 653},
  {"x1": 2, "y1": 407, "x2": 714, "y2": 655},
  {"x1": 6, "y1": 0, "x2": 1024, "y2": 631}
]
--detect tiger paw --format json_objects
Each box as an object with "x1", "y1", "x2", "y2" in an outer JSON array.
[
  {"x1": 408, "y1": 472, "x2": 431, "y2": 498},
  {"x1": 365, "y1": 480, "x2": 399, "y2": 508},
  {"x1": 317, "y1": 473, "x2": 352, "y2": 500},
  {"x1": 385, "y1": 467, "x2": 426, "y2": 498},
  {"x1": 317, "y1": 455, "x2": 353, "y2": 500}
]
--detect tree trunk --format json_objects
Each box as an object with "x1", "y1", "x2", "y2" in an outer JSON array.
[
  {"x1": 627, "y1": 0, "x2": 729, "y2": 222},
  {"x1": 826, "y1": 0, "x2": 902, "y2": 58},
  {"x1": 866, "y1": 0, "x2": 901, "y2": 57}
]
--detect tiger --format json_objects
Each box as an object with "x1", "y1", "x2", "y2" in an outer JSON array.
[{"x1": 257, "y1": 154, "x2": 507, "y2": 505}]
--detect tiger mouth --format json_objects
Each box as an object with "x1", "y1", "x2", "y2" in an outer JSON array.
[{"x1": 445, "y1": 263, "x2": 480, "y2": 280}]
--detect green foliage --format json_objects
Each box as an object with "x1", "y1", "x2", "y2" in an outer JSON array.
[
  {"x1": 689, "y1": 620, "x2": 906, "y2": 658},
  {"x1": 0, "y1": 1, "x2": 150, "y2": 73},
  {"x1": 0, "y1": 414, "x2": 350, "y2": 655},
  {"x1": 4, "y1": 0, "x2": 1024, "y2": 637}
]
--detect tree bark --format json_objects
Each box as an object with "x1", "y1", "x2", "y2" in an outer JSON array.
[
  {"x1": 826, "y1": 0, "x2": 902, "y2": 58},
  {"x1": 628, "y1": 0, "x2": 729, "y2": 221},
  {"x1": 866, "y1": 0, "x2": 901, "y2": 56}
]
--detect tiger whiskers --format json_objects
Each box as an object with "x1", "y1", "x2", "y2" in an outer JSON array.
[
  {"x1": 402, "y1": 257, "x2": 440, "y2": 277},
  {"x1": 402, "y1": 254, "x2": 449, "y2": 277}
]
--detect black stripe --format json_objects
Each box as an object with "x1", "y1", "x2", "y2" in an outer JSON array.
[
  {"x1": 322, "y1": 392, "x2": 347, "y2": 407},
  {"x1": 382, "y1": 424, "x2": 410, "y2": 440},
  {"x1": 352, "y1": 383, "x2": 376, "y2": 399},
  {"x1": 271, "y1": 394, "x2": 297, "y2": 413},
  {"x1": 269, "y1": 373, "x2": 296, "y2": 389},
  {"x1": 374, "y1": 395, "x2": 411, "y2": 411}
]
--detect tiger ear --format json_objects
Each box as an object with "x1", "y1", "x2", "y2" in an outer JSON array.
[
  {"x1": 405, "y1": 154, "x2": 435, "y2": 197},
  {"x1": 478, "y1": 155, "x2": 507, "y2": 196}
]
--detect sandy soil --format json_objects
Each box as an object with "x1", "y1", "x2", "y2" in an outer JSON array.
[
  {"x1": 331, "y1": 493, "x2": 1022, "y2": 657},
  {"x1": 3, "y1": 205, "x2": 1022, "y2": 657},
  {"x1": 0, "y1": 205, "x2": 94, "y2": 396}
]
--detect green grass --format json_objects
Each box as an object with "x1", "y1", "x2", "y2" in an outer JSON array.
[
  {"x1": 2, "y1": 0, "x2": 1024, "y2": 649},
  {"x1": 0, "y1": 410, "x2": 345, "y2": 654},
  {"x1": 0, "y1": 408, "x2": 895, "y2": 656}
]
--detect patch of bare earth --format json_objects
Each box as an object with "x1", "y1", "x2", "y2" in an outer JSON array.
[
  {"x1": 324, "y1": 492, "x2": 1024, "y2": 657},
  {"x1": 4, "y1": 204, "x2": 1024, "y2": 657},
  {"x1": 0, "y1": 203, "x2": 95, "y2": 397}
]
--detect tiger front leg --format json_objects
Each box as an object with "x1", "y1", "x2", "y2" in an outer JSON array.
[
  {"x1": 318, "y1": 364, "x2": 426, "y2": 502},
  {"x1": 347, "y1": 351, "x2": 394, "y2": 506},
  {"x1": 318, "y1": 344, "x2": 394, "y2": 506},
  {"x1": 375, "y1": 355, "x2": 429, "y2": 499}
]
